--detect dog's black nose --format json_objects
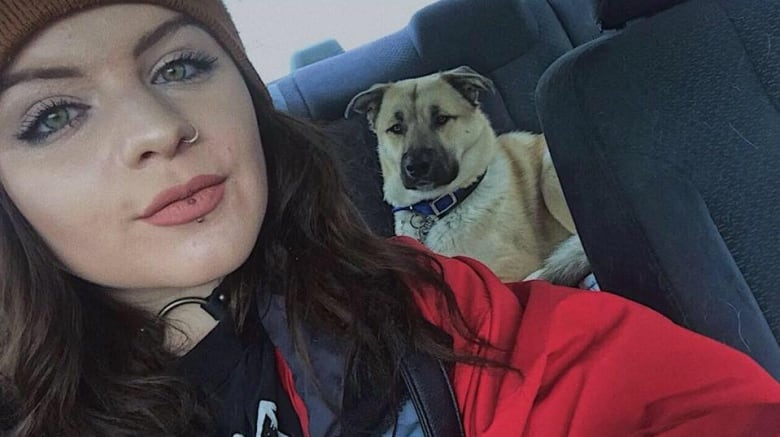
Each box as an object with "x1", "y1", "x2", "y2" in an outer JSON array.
[{"x1": 402, "y1": 148, "x2": 434, "y2": 179}]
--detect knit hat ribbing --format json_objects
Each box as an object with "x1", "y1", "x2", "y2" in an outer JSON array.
[{"x1": 0, "y1": 0, "x2": 271, "y2": 104}]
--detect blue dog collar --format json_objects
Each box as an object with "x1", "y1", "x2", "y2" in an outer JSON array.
[{"x1": 392, "y1": 173, "x2": 486, "y2": 219}]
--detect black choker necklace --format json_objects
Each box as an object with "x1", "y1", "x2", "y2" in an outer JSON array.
[
  {"x1": 157, "y1": 287, "x2": 228, "y2": 320},
  {"x1": 157, "y1": 296, "x2": 210, "y2": 318}
]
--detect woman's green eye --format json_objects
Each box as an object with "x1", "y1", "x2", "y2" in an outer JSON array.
[
  {"x1": 161, "y1": 64, "x2": 187, "y2": 82},
  {"x1": 17, "y1": 101, "x2": 90, "y2": 144},
  {"x1": 152, "y1": 52, "x2": 218, "y2": 85},
  {"x1": 43, "y1": 107, "x2": 71, "y2": 131}
]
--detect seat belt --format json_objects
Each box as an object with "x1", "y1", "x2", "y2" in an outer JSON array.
[{"x1": 400, "y1": 351, "x2": 465, "y2": 437}]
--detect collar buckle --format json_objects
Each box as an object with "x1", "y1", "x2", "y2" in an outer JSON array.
[{"x1": 431, "y1": 192, "x2": 458, "y2": 216}]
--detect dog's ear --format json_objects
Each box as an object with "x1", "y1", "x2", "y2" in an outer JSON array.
[
  {"x1": 345, "y1": 84, "x2": 390, "y2": 131},
  {"x1": 441, "y1": 66, "x2": 495, "y2": 107}
]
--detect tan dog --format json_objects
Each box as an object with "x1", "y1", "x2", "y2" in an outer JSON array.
[{"x1": 346, "y1": 66, "x2": 590, "y2": 285}]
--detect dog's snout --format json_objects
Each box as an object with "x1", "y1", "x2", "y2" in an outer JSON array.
[
  {"x1": 400, "y1": 147, "x2": 458, "y2": 190},
  {"x1": 403, "y1": 148, "x2": 435, "y2": 179}
]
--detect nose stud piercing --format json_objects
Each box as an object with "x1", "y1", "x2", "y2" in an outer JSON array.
[{"x1": 182, "y1": 126, "x2": 200, "y2": 144}]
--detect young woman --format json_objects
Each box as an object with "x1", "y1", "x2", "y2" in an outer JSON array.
[{"x1": 0, "y1": 1, "x2": 778, "y2": 436}]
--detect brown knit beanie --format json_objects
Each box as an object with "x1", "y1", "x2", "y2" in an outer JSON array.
[{"x1": 0, "y1": 0, "x2": 272, "y2": 105}]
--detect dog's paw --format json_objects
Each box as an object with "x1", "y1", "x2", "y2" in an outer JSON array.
[
  {"x1": 525, "y1": 266, "x2": 576, "y2": 286},
  {"x1": 528, "y1": 235, "x2": 592, "y2": 287},
  {"x1": 524, "y1": 269, "x2": 545, "y2": 281},
  {"x1": 534, "y1": 267, "x2": 585, "y2": 288}
]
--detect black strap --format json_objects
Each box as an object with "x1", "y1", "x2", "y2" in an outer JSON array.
[{"x1": 400, "y1": 351, "x2": 465, "y2": 437}]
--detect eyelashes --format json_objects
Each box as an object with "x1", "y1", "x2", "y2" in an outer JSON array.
[
  {"x1": 16, "y1": 98, "x2": 90, "y2": 145},
  {"x1": 15, "y1": 50, "x2": 219, "y2": 145},
  {"x1": 151, "y1": 51, "x2": 218, "y2": 84}
]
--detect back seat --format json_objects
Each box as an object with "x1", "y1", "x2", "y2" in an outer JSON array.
[{"x1": 267, "y1": 0, "x2": 604, "y2": 235}]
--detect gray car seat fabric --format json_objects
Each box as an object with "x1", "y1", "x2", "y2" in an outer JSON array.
[
  {"x1": 537, "y1": 0, "x2": 780, "y2": 379},
  {"x1": 268, "y1": 0, "x2": 603, "y2": 235}
]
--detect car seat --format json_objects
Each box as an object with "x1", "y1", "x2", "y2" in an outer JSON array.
[{"x1": 537, "y1": 0, "x2": 780, "y2": 379}]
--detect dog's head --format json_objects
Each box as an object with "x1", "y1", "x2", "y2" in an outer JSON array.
[{"x1": 346, "y1": 66, "x2": 497, "y2": 206}]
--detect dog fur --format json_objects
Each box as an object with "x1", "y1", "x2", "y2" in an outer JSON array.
[{"x1": 347, "y1": 66, "x2": 590, "y2": 285}]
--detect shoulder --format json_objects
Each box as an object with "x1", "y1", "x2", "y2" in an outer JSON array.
[
  {"x1": 393, "y1": 236, "x2": 608, "y2": 351},
  {"x1": 497, "y1": 131, "x2": 547, "y2": 160},
  {"x1": 391, "y1": 237, "x2": 780, "y2": 435},
  {"x1": 393, "y1": 235, "x2": 774, "y2": 383},
  {"x1": 496, "y1": 131, "x2": 545, "y2": 148}
]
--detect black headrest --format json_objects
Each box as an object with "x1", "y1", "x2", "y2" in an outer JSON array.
[{"x1": 597, "y1": 0, "x2": 688, "y2": 29}]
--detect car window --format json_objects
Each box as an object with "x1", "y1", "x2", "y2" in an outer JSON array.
[{"x1": 223, "y1": 0, "x2": 439, "y2": 81}]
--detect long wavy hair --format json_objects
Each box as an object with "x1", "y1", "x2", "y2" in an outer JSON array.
[{"x1": 0, "y1": 60, "x2": 488, "y2": 434}]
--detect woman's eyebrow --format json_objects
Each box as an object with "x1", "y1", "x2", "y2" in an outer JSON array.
[
  {"x1": 0, "y1": 66, "x2": 83, "y2": 95},
  {"x1": 132, "y1": 15, "x2": 199, "y2": 58}
]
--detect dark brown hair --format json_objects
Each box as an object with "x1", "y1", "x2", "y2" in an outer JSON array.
[{"x1": 0, "y1": 62, "x2": 489, "y2": 434}]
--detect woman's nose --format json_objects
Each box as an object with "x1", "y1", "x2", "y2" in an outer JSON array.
[{"x1": 115, "y1": 89, "x2": 197, "y2": 168}]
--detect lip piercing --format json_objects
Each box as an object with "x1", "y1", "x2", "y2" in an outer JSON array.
[
  {"x1": 196, "y1": 217, "x2": 205, "y2": 223},
  {"x1": 182, "y1": 126, "x2": 199, "y2": 144}
]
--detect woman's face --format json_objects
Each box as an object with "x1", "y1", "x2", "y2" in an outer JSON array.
[{"x1": 0, "y1": 5, "x2": 267, "y2": 291}]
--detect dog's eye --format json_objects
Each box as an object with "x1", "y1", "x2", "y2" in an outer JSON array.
[
  {"x1": 387, "y1": 123, "x2": 405, "y2": 134},
  {"x1": 435, "y1": 115, "x2": 454, "y2": 126}
]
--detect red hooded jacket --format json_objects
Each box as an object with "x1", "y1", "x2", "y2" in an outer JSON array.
[{"x1": 277, "y1": 238, "x2": 780, "y2": 436}]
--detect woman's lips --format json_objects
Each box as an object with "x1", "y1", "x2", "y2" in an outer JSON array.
[{"x1": 140, "y1": 174, "x2": 226, "y2": 227}]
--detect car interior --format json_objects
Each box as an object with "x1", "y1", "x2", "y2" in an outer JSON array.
[{"x1": 266, "y1": 0, "x2": 780, "y2": 381}]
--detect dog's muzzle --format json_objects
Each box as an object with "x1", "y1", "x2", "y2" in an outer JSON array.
[{"x1": 401, "y1": 147, "x2": 458, "y2": 190}]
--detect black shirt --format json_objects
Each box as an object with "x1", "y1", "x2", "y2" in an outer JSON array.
[{"x1": 178, "y1": 302, "x2": 304, "y2": 437}]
